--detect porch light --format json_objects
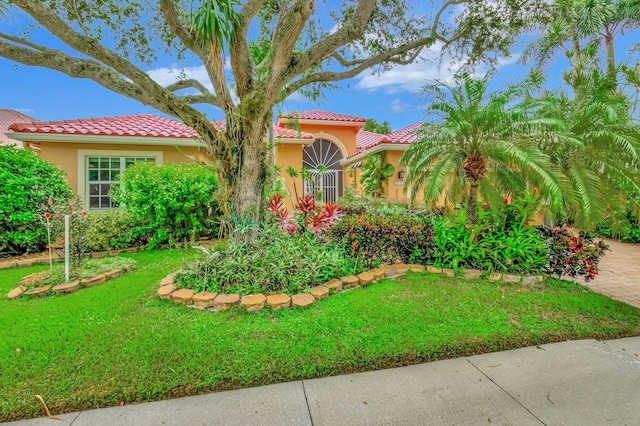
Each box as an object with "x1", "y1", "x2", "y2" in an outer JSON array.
[{"x1": 397, "y1": 170, "x2": 405, "y2": 180}]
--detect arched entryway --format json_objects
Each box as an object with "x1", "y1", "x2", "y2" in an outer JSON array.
[{"x1": 302, "y1": 139, "x2": 344, "y2": 203}]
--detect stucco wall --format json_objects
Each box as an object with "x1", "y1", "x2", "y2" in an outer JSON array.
[
  {"x1": 274, "y1": 143, "x2": 304, "y2": 209},
  {"x1": 38, "y1": 141, "x2": 208, "y2": 194},
  {"x1": 294, "y1": 124, "x2": 359, "y2": 158}
]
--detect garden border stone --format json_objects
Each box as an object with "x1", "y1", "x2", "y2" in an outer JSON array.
[
  {"x1": 157, "y1": 266, "x2": 546, "y2": 314},
  {"x1": 7, "y1": 265, "x2": 134, "y2": 300}
]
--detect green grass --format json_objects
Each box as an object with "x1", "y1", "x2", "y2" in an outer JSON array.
[{"x1": 1, "y1": 249, "x2": 640, "y2": 421}]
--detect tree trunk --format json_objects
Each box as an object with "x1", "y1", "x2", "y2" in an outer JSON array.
[
  {"x1": 604, "y1": 28, "x2": 616, "y2": 90},
  {"x1": 231, "y1": 129, "x2": 267, "y2": 242},
  {"x1": 467, "y1": 182, "x2": 479, "y2": 225}
]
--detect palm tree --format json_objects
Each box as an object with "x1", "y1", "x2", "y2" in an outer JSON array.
[
  {"x1": 401, "y1": 73, "x2": 566, "y2": 225},
  {"x1": 533, "y1": 68, "x2": 640, "y2": 230},
  {"x1": 523, "y1": 0, "x2": 640, "y2": 90}
]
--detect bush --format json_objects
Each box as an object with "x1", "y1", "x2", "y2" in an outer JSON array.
[
  {"x1": 83, "y1": 209, "x2": 148, "y2": 252},
  {"x1": 430, "y1": 213, "x2": 549, "y2": 275},
  {"x1": 539, "y1": 227, "x2": 608, "y2": 281},
  {"x1": 175, "y1": 227, "x2": 366, "y2": 295},
  {"x1": 112, "y1": 162, "x2": 220, "y2": 247},
  {"x1": 0, "y1": 146, "x2": 73, "y2": 256},
  {"x1": 328, "y1": 210, "x2": 437, "y2": 266}
]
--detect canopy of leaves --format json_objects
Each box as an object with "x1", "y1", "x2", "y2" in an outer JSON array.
[
  {"x1": 401, "y1": 73, "x2": 566, "y2": 218},
  {"x1": 363, "y1": 118, "x2": 392, "y2": 134}
]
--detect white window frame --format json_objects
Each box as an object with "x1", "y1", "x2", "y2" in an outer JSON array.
[{"x1": 78, "y1": 149, "x2": 163, "y2": 210}]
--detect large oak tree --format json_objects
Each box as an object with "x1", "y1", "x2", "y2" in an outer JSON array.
[{"x1": 0, "y1": 0, "x2": 540, "y2": 239}]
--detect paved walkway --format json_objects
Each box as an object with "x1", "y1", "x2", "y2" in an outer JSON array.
[
  {"x1": 6, "y1": 337, "x2": 640, "y2": 426},
  {"x1": 580, "y1": 239, "x2": 640, "y2": 308}
]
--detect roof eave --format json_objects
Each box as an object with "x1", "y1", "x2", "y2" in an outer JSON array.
[
  {"x1": 277, "y1": 117, "x2": 366, "y2": 128},
  {"x1": 5, "y1": 132, "x2": 207, "y2": 147},
  {"x1": 341, "y1": 143, "x2": 409, "y2": 165}
]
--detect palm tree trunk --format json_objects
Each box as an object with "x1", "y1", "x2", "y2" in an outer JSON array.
[
  {"x1": 467, "y1": 182, "x2": 479, "y2": 225},
  {"x1": 604, "y1": 28, "x2": 617, "y2": 90}
]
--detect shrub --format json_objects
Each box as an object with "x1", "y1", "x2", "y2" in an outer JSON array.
[
  {"x1": 175, "y1": 227, "x2": 366, "y2": 295},
  {"x1": 540, "y1": 227, "x2": 608, "y2": 281},
  {"x1": 328, "y1": 210, "x2": 437, "y2": 266},
  {"x1": 430, "y1": 213, "x2": 549, "y2": 275},
  {"x1": 111, "y1": 162, "x2": 220, "y2": 247},
  {"x1": 83, "y1": 209, "x2": 148, "y2": 252},
  {"x1": 0, "y1": 146, "x2": 73, "y2": 255}
]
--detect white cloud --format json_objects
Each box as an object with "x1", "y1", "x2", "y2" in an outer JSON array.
[
  {"x1": 355, "y1": 48, "x2": 521, "y2": 94},
  {"x1": 389, "y1": 99, "x2": 411, "y2": 113},
  {"x1": 146, "y1": 63, "x2": 243, "y2": 105},
  {"x1": 146, "y1": 64, "x2": 215, "y2": 92}
]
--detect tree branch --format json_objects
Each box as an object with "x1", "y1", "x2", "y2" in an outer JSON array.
[
  {"x1": 277, "y1": 0, "x2": 469, "y2": 101},
  {"x1": 0, "y1": 35, "x2": 161, "y2": 110},
  {"x1": 265, "y1": 0, "x2": 317, "y2": 99},
  {"x1": 166, "y1": 79, "x2": 221, "y2": 107},
  {"x1": 158, "y1": 0, "x2": 207, "y2": 59},
  {"x1": 166, "y1": 79, "x2": 209, "y2": 94},
  {"x1": 230, "y1": 0, "x2": 265, "y2": 98}
]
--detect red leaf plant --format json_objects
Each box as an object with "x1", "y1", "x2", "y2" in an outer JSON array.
[
  {"x1": 268, "y1": 194, "x2": 298, "y2": 234},
  {"x1": 269, "y1": 194, "x2": 343, "y2": 236}
]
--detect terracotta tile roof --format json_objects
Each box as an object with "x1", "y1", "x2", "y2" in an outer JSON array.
[
  {"x1": 9, "y1": 114, "x2": 198, "y2": 138},
  {"x1": 9, "y1": 114, "x2": 314, "y2": 141},
  {"x1": 350, "y1": 122, "x2": 425, "y2": 158},
  {"x1": 386, "y1": 122, "x2": 425, "y2": 144},
  {"x1": 0, "y1": 109, "x2": 38, "y2": 148},
  {"x1": 279, "y1": 110, "x2": 366, "y2": 123},
  {"x1": 273, "y1": 126, "x2": 314, "y2": 139},
  {"x1": 356, "y1": 130, "x2": 389, "y2": 151}
]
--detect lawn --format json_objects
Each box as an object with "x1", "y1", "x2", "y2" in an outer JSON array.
[{"x1": 2, "y1": 248, "x2": 640, "y2": 422}]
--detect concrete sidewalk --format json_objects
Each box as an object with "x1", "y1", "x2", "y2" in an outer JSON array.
[{"x1": 7, "y1": 337, "x2": 640, "y2": 426}]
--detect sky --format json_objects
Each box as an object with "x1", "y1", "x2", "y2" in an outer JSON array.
[{"x1": 0, "y1": 3, "x2": 638, "y2": 132}]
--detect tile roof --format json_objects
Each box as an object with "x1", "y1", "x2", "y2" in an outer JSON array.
[
  {"x1": 9, "y1": 114, "x2": 198, "y2": 138},
  {"x1": 8, "y1": 114, "x2": 314, "y2": 141},
  {"x1": 0, "y1": 109, "x2": 37, "y2": 148},
  {"x1": 386, "y1": 122, "x2": 425, "y2": 144},
  {"x1": 356, "y1": 130, "x2": 389, "y2": 151},
  {"x1": 351, "y1": 122, "x2": 425, "y2": 158},
  {"x1": 279, "y1": 110, "x2": 366, "y2": 123}
]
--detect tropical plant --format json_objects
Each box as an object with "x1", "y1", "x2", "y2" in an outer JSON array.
[
  {"x1": 401, "y1": 73, "x2": 565, "y2": 225},
  {"x1": 532, "y1": 68, "x2": 640, "y2": 230},
  {"x1": 359, "y1": 153, "x2": 395, "y2": 197},
  {"x1": 523, "y1": 0, "x2": 640, "y2": 89},
  {"x1": 174, "y1": 227, "x2": 365, "y2": 295},
  {"x1": 268, "y1": 193, "x2": 342, "y2": 236}
]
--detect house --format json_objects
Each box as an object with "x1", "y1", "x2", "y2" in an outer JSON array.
[
  {"x1": 6, "y1": 110, "x2": 424, "y2": 210},
  {"x1": 0, "y1": 109, "x2": 38, "y2": 149}
]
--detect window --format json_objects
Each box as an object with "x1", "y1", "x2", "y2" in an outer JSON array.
[
  {"x1": 302, "y1": 139, "x2": 344, "y2": 203},
  {"x1": 86, "y1": 156, "x2": 156, "y2": 209}
]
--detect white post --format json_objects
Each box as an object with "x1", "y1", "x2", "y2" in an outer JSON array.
[{"x1": 64, "y1": 215, "x2": 70, "y2": 282}]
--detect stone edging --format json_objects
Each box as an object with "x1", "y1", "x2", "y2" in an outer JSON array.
[
  {"x1": 0, "y1": 238, "x2": 215, "y2": 270},
  {"x1": 6, "y1": 265, "x2": 134, "y2": 300},
  {"x1": 157, "y1": 265, "x2": 545, "y2": 313}
]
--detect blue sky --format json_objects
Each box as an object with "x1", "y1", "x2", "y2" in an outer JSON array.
[{"x1": 1, "y1": 5, "x2": 638, "y2": 132}]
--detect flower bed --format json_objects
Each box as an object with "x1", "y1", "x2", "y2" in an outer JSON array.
[
  {"x1": 6, "y1": 257, "x2": 137, "y2": 300},
  {"x1": 157, "y1": 264, "x2": 545, "y2": 313}
]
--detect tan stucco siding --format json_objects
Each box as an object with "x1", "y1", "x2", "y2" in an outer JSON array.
[
  {"x1": 274, "y1": 143, "x2": 304, "y2": 210},
  {"x1": 38, "y1": 141, "x2": 207, "y2": 194},
  {"x1": 294, "y1": 124, "x2": 359, "y2": 158}
]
